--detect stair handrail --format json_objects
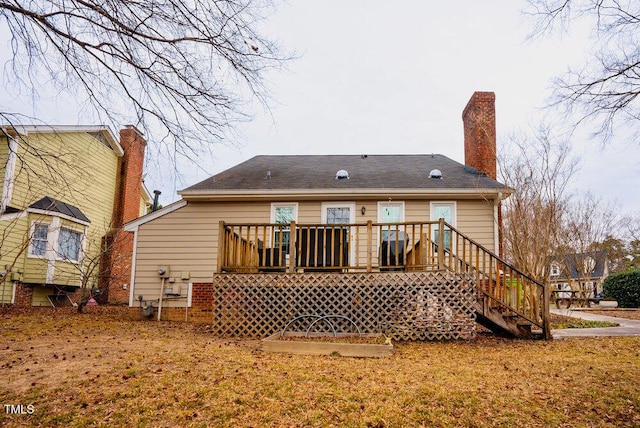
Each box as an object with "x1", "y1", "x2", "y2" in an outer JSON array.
[{"x1": 442, "y1": 221, "x2": 550, "y2": 339}]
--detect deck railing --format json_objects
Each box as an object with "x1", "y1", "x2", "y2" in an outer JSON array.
[
  {"x1": 443, "y1": 224, "x2": 549, "y2": 337},
  {"x1": 218, "y1": 220, "x2": 446, "y2": 273},
  {"x1": 218, "y1": 219, "x2": 549, "y2": 338}
]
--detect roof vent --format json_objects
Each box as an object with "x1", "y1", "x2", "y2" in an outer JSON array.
[
  {"x1": 428, "y1": 169, "x2": 442, "y2": 179},
  {"x1": 335, "y1": 169, "x2": 349, "y2": 180},
  {"x1": 464, "y1": 165, "x2": 487, "y2": 176}
]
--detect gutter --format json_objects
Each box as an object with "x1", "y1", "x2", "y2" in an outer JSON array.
[{"x1": 178, "y1": 187, "x2": 513, "y2": 202}]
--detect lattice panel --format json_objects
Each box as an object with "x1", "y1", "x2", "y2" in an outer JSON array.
[{"x1": 211, "y1": 272, "x2": 476, "y2": 341}]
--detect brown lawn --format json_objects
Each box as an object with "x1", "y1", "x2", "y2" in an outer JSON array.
[{"x1": 1, "y1": 307, "x2": 639, "y2": 427}]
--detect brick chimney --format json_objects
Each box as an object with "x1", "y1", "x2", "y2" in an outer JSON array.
[
  {"x1": 462, "y1": 92, "x2": 496, "y2": 180},
  {"x1": 114, "y1": 125, "x2": 147, "y2": 227},
  {"x1": 101, "y1": 125, "x2": 147, "y2": 304}
]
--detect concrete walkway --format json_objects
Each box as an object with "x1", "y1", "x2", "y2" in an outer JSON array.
[{"x1": 551, "y1": 308, "x2": 640, "y2": 338}]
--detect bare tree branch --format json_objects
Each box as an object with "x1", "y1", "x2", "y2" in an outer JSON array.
[
  {"x1": 0, "y1": 0, "x2": 290, "y2": 154},
  {"x1": 499, "y1": 127, "x2": 579, "y2": 281},
  {"x1": 526, "y1": 0, "x2": 640, "y2": 143}
]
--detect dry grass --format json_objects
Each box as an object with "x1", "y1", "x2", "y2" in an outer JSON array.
[{"x1": 1, "y1": 307, "x2": 639, "y2": 427}]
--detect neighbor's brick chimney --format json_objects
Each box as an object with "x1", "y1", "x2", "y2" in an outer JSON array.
[
  {"x1": 114, "y1": 125, "x2": 147, "y2": 227},
  {"x1": 462, "y1": 92, "x2": 496, "y2": 180},
  {"x1": 101, "y1": 125, "x2": 147, "y2": 304}
]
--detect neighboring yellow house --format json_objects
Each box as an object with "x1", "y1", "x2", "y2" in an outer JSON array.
[{"x1": 0, "y1": 125, "x2": 151, "y2": 306}]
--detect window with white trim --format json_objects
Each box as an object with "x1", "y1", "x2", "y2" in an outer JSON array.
[
  {"x1": 30, "y1": 223, "x2": 49, "y2": 256},
  {"x1": 270, "y1": 203, "x2": 298, "y2": 254},
  {"x1": 377, "y1": 201, "x2": 405, "y2": 241},
  {"x1": 58, "y1": 228, "x2": 82, "y2": 262},
  {"x1": 430, "y1": 202, "x2": 456, "y2": 251}
]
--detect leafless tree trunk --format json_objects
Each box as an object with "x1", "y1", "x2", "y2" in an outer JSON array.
[
  {"x1": 0, "y1": 0, "x2": 289, "y2": 156},
  {"x1": 560, "y1": 192, "x2": 618, "y2": 302},
  {"x1": 498, "y1": 127, "x2": 579, "y2": 282},
  {"x1": 526, "y1": 0, "x2": 640, "y2": 142}
]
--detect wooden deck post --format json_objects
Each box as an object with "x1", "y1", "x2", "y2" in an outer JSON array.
[
  {"x1": 217, "y1": 221, "x2": 226, "y2": 273},
  {"x1": 288, "y1": 221, "x2": 297, "y2": 273},
  {"x1": 366, "y1": 220, "x2": 373, "y2": 273},
  {"x1": 542, "y1": 282, "x2": 551, "y2": 340},
  {"x1": 437, "y1": 218, "x2": 445, "y2": 270}
]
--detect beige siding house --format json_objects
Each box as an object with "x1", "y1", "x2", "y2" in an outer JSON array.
[{"x1": 123, "y1": 92, "x2": 552, "y2": 341}]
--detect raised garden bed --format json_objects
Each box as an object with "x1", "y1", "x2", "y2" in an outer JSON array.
[{"x1": 262, "y1": 332, "x2": 393, "y2": 358}]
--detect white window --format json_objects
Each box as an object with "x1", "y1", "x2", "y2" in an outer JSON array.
[
  {"x1": 30, "y1": 223, "x2": 49, "y2": 256},
  {"x1": 58, "y1": 228, "x2": 82, "y2": 262},
  {"x1": 430, "y1": 202, "x2": 456, "y2": 251},
  {"x1": 322, "y1": 203, "x2": 355, "y2": 224},
  {"x1": 377, "y1": 201, "x2": 405, "y2": 241},
  {"x1": 378, "y1": 202, "x2": 404, "y2": 224},
  {"x1": 270, "y1": 203, "x2": 298, "y2": 254}
]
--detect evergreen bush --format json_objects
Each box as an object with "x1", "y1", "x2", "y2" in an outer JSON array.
[{"x1": 602, "y1": 269, "x2": 640, "y2": 308}]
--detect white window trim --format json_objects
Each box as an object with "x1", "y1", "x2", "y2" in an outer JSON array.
[
  {"x1": 430, "y1": 201, "x2": 457, "y2": 251},
  {"x1": 56, "y1": 225, "x2": 85, "y2": 263},
  {"x1": 28, "y1": 217, "x2": 86, "y2": 264},
  {"x1": 376, "y1": 201, "x2": 405, "y2": 259},
  {"x1": 28, "y1": 221, "x2": 50, "y2": 259},
  {"x1": 269, "y1": 203, "x2": 298, "y2": 254},
  {"x1": 430, "y1": 201, "x2": 457, "y2": 227},
  {"x1": 270, "y1": 202, "x2": 298, "y2": 224},
  {"x1": 321, "y1": 202, "x2": 356, "y2": 224},
  {"x1": 321, "y1": 202, "x2": 356, "y2": 267},
  {"x1": 376, "y1": 201, "x2": 405, "y2": 223}
]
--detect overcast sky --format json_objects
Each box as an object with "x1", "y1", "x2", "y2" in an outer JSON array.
[
  {"x1": 3, "y1": 1, "x2": 639, "y2": 215},
  {"x1": 158, "y1": 1, "x2": 638, "y2": 215}
]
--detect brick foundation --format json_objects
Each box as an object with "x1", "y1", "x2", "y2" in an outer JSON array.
[
  {"x1": 13, "y1": 282, "x2": 33, "y2": 307},
  {"x1": 130, "y1": 283, "x2": 213, "y2": 323}
]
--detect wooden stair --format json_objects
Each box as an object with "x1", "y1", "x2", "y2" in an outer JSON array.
[{"x1": 442, "y1": 224, "x2": 551, "y2": 340}]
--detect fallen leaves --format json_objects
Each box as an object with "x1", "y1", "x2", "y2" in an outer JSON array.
[{"x1": 0, "y1": 307, "x2": 639, "y2": 427}]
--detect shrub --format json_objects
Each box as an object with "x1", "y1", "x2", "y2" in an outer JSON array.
[{"x1": 602, "y1": 269, "x2": 640, "y2": 308}]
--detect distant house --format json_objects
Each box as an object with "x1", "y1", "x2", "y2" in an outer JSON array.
[
  {"x1": 0, "y1": 125, "x2": 151, "y2": 307},
  {"x1": 125, "y1": 92, "x2": 550, "y2": 339},
  {"x1": 549, "y1": 251, "x2": 609, "y2": 298}
]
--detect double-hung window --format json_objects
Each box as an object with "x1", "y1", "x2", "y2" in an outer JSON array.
[{"x1": 30, "y1": 223, "x2": 49, "y2": 256}]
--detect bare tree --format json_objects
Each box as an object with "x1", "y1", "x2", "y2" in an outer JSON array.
[
  {"x1": 498, "y1": 127, "x2": 579, "y2": 282},
  {"x1": 526, "y1": 0, "x2": 640, "y2": 141},
  {"x1": 0, "y1": 0, "x2": 288, "y2": 156},
  {"x1": 560, "y1": 192, "x2": 618, "y2": 300}
]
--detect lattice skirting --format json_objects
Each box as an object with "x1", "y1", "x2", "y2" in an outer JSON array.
[{"x1": 211, "y1": 271, "x2": 476, "y2": 341}]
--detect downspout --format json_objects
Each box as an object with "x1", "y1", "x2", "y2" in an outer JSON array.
[
  {"x1": 494, "y1": 192, "x2": 503, "y2": 258},
  {"x1": 157, "y1": 277, "x2": 165, "y2": 321},
  {"x1": 1, "y1": 132, "x2": 19, "y2": 214}
]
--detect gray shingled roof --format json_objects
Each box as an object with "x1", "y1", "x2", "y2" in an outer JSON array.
[
  {"x1": 182, "y1": 154, "x2": 509, "y2": 193},
  {"x1": 29, "y1": 196, "x2": 91, "y2": 223}
]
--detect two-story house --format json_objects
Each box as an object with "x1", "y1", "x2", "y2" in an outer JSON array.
[
  {"x1": 0, "y1": 125, "x2": 151, "y2": 307},
  {"x1": 549, "y1": 251, "x2": 609, "y2": 301}
]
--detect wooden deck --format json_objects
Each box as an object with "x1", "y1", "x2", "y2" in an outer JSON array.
[{"x1": 217, "y1": 220, "x2": 550, "y2": 339}]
